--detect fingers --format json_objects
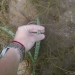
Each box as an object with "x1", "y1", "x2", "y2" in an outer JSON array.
[
  {"x1": 23, "y1": 24, "x2": 45, "y2": 33},
  {"x1": 33, "y1": 34, "x2": 45, "y2": 41}
]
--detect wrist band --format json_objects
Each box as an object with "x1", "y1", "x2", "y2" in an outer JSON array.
[
  {"x1": 12, "y1": 40, "x2": 25, "y2": 49},
  {"x1": 12, "y1": 41, "x2": 25, "y2": 62},
  {"x1": 1, "y1": 41, "x2": 25, "y2": 63}
]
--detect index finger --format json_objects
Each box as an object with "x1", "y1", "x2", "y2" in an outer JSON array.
[{"x1": 23, "y1": 24, "x2": 45, "y2": 33}]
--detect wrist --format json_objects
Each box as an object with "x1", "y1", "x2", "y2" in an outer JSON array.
[
  {"x1": 13, "y1": 39, "x2": 27, "y2": 51},
  {"x1": 1, "y1": 42, "x2": 25, "y2": 63},
  {"x1": 12, "y1": 40, "x2": 25, "y2": 48}
]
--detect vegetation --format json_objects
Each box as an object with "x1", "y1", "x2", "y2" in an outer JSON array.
[{"x1": 0, "y1": 0, "x2": 75, "y2": 75}]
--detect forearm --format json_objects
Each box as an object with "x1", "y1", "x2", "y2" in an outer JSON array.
[{"x1": 0, "y1": 48, "x2": 20, "y2": 75}]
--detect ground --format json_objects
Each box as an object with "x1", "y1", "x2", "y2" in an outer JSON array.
[{"x1": 1, "y1": 0, "x2": 75, "y2": 75}]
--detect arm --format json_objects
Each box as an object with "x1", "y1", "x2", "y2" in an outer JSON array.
[
  {"x1": 0, "y1": 24, "x2": 45, "y2": 75},
  {"x1": 0, "y1": 48, "x2": 20, "y2": 75}
]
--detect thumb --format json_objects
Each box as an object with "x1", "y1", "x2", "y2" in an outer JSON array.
[{"x1": 33, "y1": 34, "x2": 45, "y2": 42}]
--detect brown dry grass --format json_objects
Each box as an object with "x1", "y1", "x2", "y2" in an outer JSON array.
[{"x1": 0, "y1": 0, "x2": 75, "y2": 75}]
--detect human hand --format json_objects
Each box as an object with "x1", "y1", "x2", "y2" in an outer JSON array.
[{"x1": 14, "y1": 24, "x2": 45, "y2": 52}]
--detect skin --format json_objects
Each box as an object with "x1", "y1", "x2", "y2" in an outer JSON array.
[
  {"x1": 0, "y1": 25, "x2": 45, "y2": 75},
  {"x1": 0, "y1": 48, "x2": 20, "y2": 75}
]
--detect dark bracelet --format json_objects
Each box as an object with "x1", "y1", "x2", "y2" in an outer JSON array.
[
  {"x1": 12, "y1": 41, "x2": 25, "y2": 62},
  {"x1": 1, "y1": 41, "x2": 25, "y2": 63}
]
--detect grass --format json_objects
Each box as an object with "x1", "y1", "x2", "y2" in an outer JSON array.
[
  {"x1": 0, "y1": 0, "x2": 75, "y2": 75},
  {"x1": 29, "y1": 0, "x2": 61, "y2": 24},
  {"x1": 29, "y1": 0, "x2": 75, "y2": 75}
]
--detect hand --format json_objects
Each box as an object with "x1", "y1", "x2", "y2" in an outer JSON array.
[{"x1": 14, "y1": 24, "x2": 45, "y2": 52}]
